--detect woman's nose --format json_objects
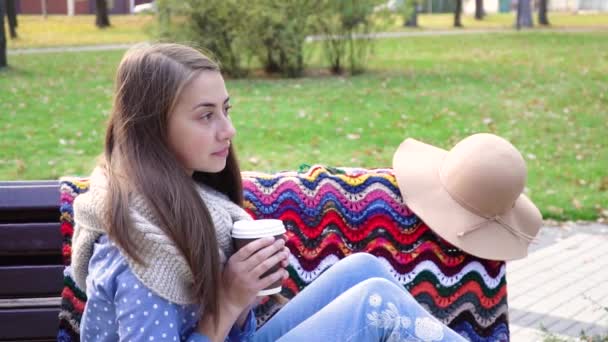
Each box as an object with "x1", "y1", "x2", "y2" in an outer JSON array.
[{"x1": 219, "y1": 115, "x2": 236, "y2": 141}]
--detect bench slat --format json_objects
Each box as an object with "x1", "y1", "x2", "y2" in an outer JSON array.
[
  {"x1": 0, "y1": 181, "x2": 60, "y2": 186},
  {"x1": 0, "y1": 209, "x2": 61, "y2": 224},
  {"x1": 0, "y1": 182, "x2": 61, "y2": 224},
  {"x1": 0, "y1": 266, "x2": 64, "y2": 298},
  {"x1": 0, "y1": 223, "x2": 62, "y2": 255},
  {"x1": 0, "y1": 307, "x2": 59, "y2": 341},
  {"x1": 0, "y1": 182, "x2": 60, "y2": 209},
  {"x1": 0, "y1": 297, "x2": 61, "y2": 309}
]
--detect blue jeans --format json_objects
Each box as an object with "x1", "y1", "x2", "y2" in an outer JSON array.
[{"x1": 251, "y1": 253, "x2": 466, "y2": 342}]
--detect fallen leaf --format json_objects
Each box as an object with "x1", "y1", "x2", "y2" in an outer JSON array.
[
  {"x1": 15, "y1": 160, "x2": 26, "y2": 173},
  {"x1": 599, "y1": 176, "x2": 608, "y2": 191},
  {"x1": 548, "y1": 206, "x2": 564, "y2": 214}
]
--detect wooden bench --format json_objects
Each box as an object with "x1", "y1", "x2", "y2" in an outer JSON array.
[
  {"x1": 1, "y1": 168, "x2": 511, "y2": 341},
  {"x1": 0, "y1": 181, "x2": 63, "y2": 341}
]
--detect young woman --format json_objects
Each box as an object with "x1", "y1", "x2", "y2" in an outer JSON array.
[{"x1": 72, "y1": 43, "x2": 465, "y2": 342}]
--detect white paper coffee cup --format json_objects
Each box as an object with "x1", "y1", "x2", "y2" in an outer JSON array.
[{"x1": 232, "y1": 219, "x2": 286, "y2": 296}]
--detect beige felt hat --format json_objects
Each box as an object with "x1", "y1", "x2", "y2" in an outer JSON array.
[{"x1": 392, "y1": 133, "x2": 543, "y2": 261}]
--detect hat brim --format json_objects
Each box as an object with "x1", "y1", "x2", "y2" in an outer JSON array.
[{"x1": 392, "y1": 138, "x2": 542, "y2": 261}]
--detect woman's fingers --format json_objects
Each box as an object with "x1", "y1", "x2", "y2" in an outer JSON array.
[
  {"x1": 258, "y1": 267, "x2": 288, "y2": 290},
  {"x1": 280, "y1": 247, "x2": 290, "y2": 268},
  {"x1": 241, "y1": 238, "x2": 285, "y2": 270},
  {"x1": 250, "y1": 249, "x2": 287, "y2": 279},
  {"x1": 221, "y1": 239, "x2": 289, "y2": 311},
  {"x1": 227, "y1": 238, "x2": 290, "y2": 294},
  {"x1": 232, "y1": 236, "x2": 275, "y2": 262}
]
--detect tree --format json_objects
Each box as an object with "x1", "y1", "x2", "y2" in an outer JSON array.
[
  {"x1": 5, "y1": 0, "x2": 17, "y2": 38},
  {"x1": 404, "y1": 0, "x2": 420, "y2": 27},
  {"x1": 0, "y1": 0, "x2": 7, "y2": 68},
  {"x1": 319, "y1": 0, "x2": 376, "y2": 75},
  {"x1": 454, "y1": 0, "x2": 463, "y2": 27},
  {"x1": 538, "y1": 0, "x2": 550, "y2": 25},
  {"x1": 475, "y1": 0, "x2": 484, "y2": 20},
  {"x1": 41, "y1": 0, "x2": 47, "y2": 19},
  {"x1": 516, "y1": 0, "x2": 533, "y2": 29},
  {"x1": 95, "y1": 0, "x2": 111, "y2": 28}
]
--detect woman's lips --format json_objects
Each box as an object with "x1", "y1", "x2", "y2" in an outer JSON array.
[{"x1": 212, "y1": 147, "x2": 229, "y2": 157}]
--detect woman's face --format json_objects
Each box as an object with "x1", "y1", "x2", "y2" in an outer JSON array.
[{"x1": 167, "y1": 70, "x2": 235, "y2": 175}]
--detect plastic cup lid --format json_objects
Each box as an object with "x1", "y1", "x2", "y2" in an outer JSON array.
[{"x1": 232, "y1": 219, "x2": 286, "y2": 239}]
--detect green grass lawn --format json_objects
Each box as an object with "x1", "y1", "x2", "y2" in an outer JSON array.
[{"x1": 1, "y1": 32, "x2": 607, "y2": 221}]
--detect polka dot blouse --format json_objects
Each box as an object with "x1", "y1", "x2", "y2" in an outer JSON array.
[{"x1": 80, "y1": 235, "x2": 256, "y2": 341}]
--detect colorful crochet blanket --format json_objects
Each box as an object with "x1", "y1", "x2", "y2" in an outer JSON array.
[{"x1": 58, "y1": 165, "x2": 508, "y2": 341}]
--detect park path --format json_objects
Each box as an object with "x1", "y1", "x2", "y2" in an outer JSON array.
[
  {"x1": 8, "y1": 26, "x2": 607, "y2": 55},
  {"x1": 508, "y1": 223, "x2": 608, "y2": 341}
]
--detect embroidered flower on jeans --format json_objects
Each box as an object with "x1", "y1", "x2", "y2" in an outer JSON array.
[
  {"x1": 368, "y1": 293, "x2": 382, "y2": 307},
  {"x1": 414, "y1": 317, "x2": 444, "y2": 341},
  {"x1": 387, "y1": 331, "x2": 403, "y2": 342},
  {"x1": 367, "y1": 301, "x2": 412, "y2": 333}
]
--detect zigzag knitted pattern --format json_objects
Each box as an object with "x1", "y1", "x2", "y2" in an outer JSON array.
[
  {"x1": 243, "y1": 165, "x2": 509, "y2": 342},
  {"x1": 57, "y1": 165, "x2": 509, "y2": 342}
]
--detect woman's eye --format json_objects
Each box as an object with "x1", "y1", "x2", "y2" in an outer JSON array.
[
  {"x1": 225, "y1": 105, "x2": 232, "y2": 116},
  {"x1": 200, "y1": 112, "x2": 213, "y2": 121}
]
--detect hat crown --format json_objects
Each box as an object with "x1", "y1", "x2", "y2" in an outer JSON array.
[{"x1": 440, "y1": 134, "x2": 527, "y2": 217}]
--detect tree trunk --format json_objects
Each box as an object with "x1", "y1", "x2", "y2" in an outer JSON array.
[
  {"x1": 405, "y1": 0, "x2": 419, "y2": 27},
  {"x1": 0, "y1": 0, "x2": 7, "y2": 68},
  {"x1": 6, "y1": 0, "x2": 17, "y2": 38},
  {"x1": 95, "y1": 0, "x2": 111, "y2": 28},
  {"x1": 516, "y1": 0, "x2": 533, "y2": 29},
  {"x1": 538, "y1": 0, "x2": 550, "y2": 25},
  {"x1": 454, "y1": 0, "x2": 463, "y2": 27},
  {"x1": 475, "y1": 0, "x2": 484, "y2": 20},
  {"x1": 41, "y1": 0, "x2": 47, "y2": 19}
]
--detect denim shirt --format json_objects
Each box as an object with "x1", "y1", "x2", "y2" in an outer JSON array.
[{"x1": 80, "y1": 235, "x2": 256, "y2": 342}]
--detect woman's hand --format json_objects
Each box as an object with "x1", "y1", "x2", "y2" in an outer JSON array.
[
  {"x1": 221, "y1": 237, "x2": 289, "y2": 314},
  {"x1": 280, "y1": 245, "x2": 290, "y2": 268}
]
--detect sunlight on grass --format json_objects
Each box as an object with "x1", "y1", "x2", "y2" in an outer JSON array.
[
  {"x1": 6, "y1": 15, "x2": 154, "y2": 49},
  {"x1": 376, "y1": 12, "x2": 608, "y2": 30}
]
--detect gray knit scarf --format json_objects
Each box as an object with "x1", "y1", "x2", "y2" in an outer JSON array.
[{"x1": 71, "y1": 168, "x2": 252, "y2": 304}]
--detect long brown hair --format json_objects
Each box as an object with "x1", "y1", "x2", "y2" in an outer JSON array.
[{"x1": 102, "y1": 43, "x2": 242, "y2": 318}]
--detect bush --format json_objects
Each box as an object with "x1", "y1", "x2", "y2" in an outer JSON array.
[
  {"x1": 315, "y1": 0, "x2": 381, "y2": 74},
  {"x1": 245, "y1": 0, "x2": 320, "y2": 77},
  {"x1": 159, "y1": 0, "x2": 250, "y2": 77},
  {"x1": 157, "y1": 0, "x2": 384, "y2": 77}
]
